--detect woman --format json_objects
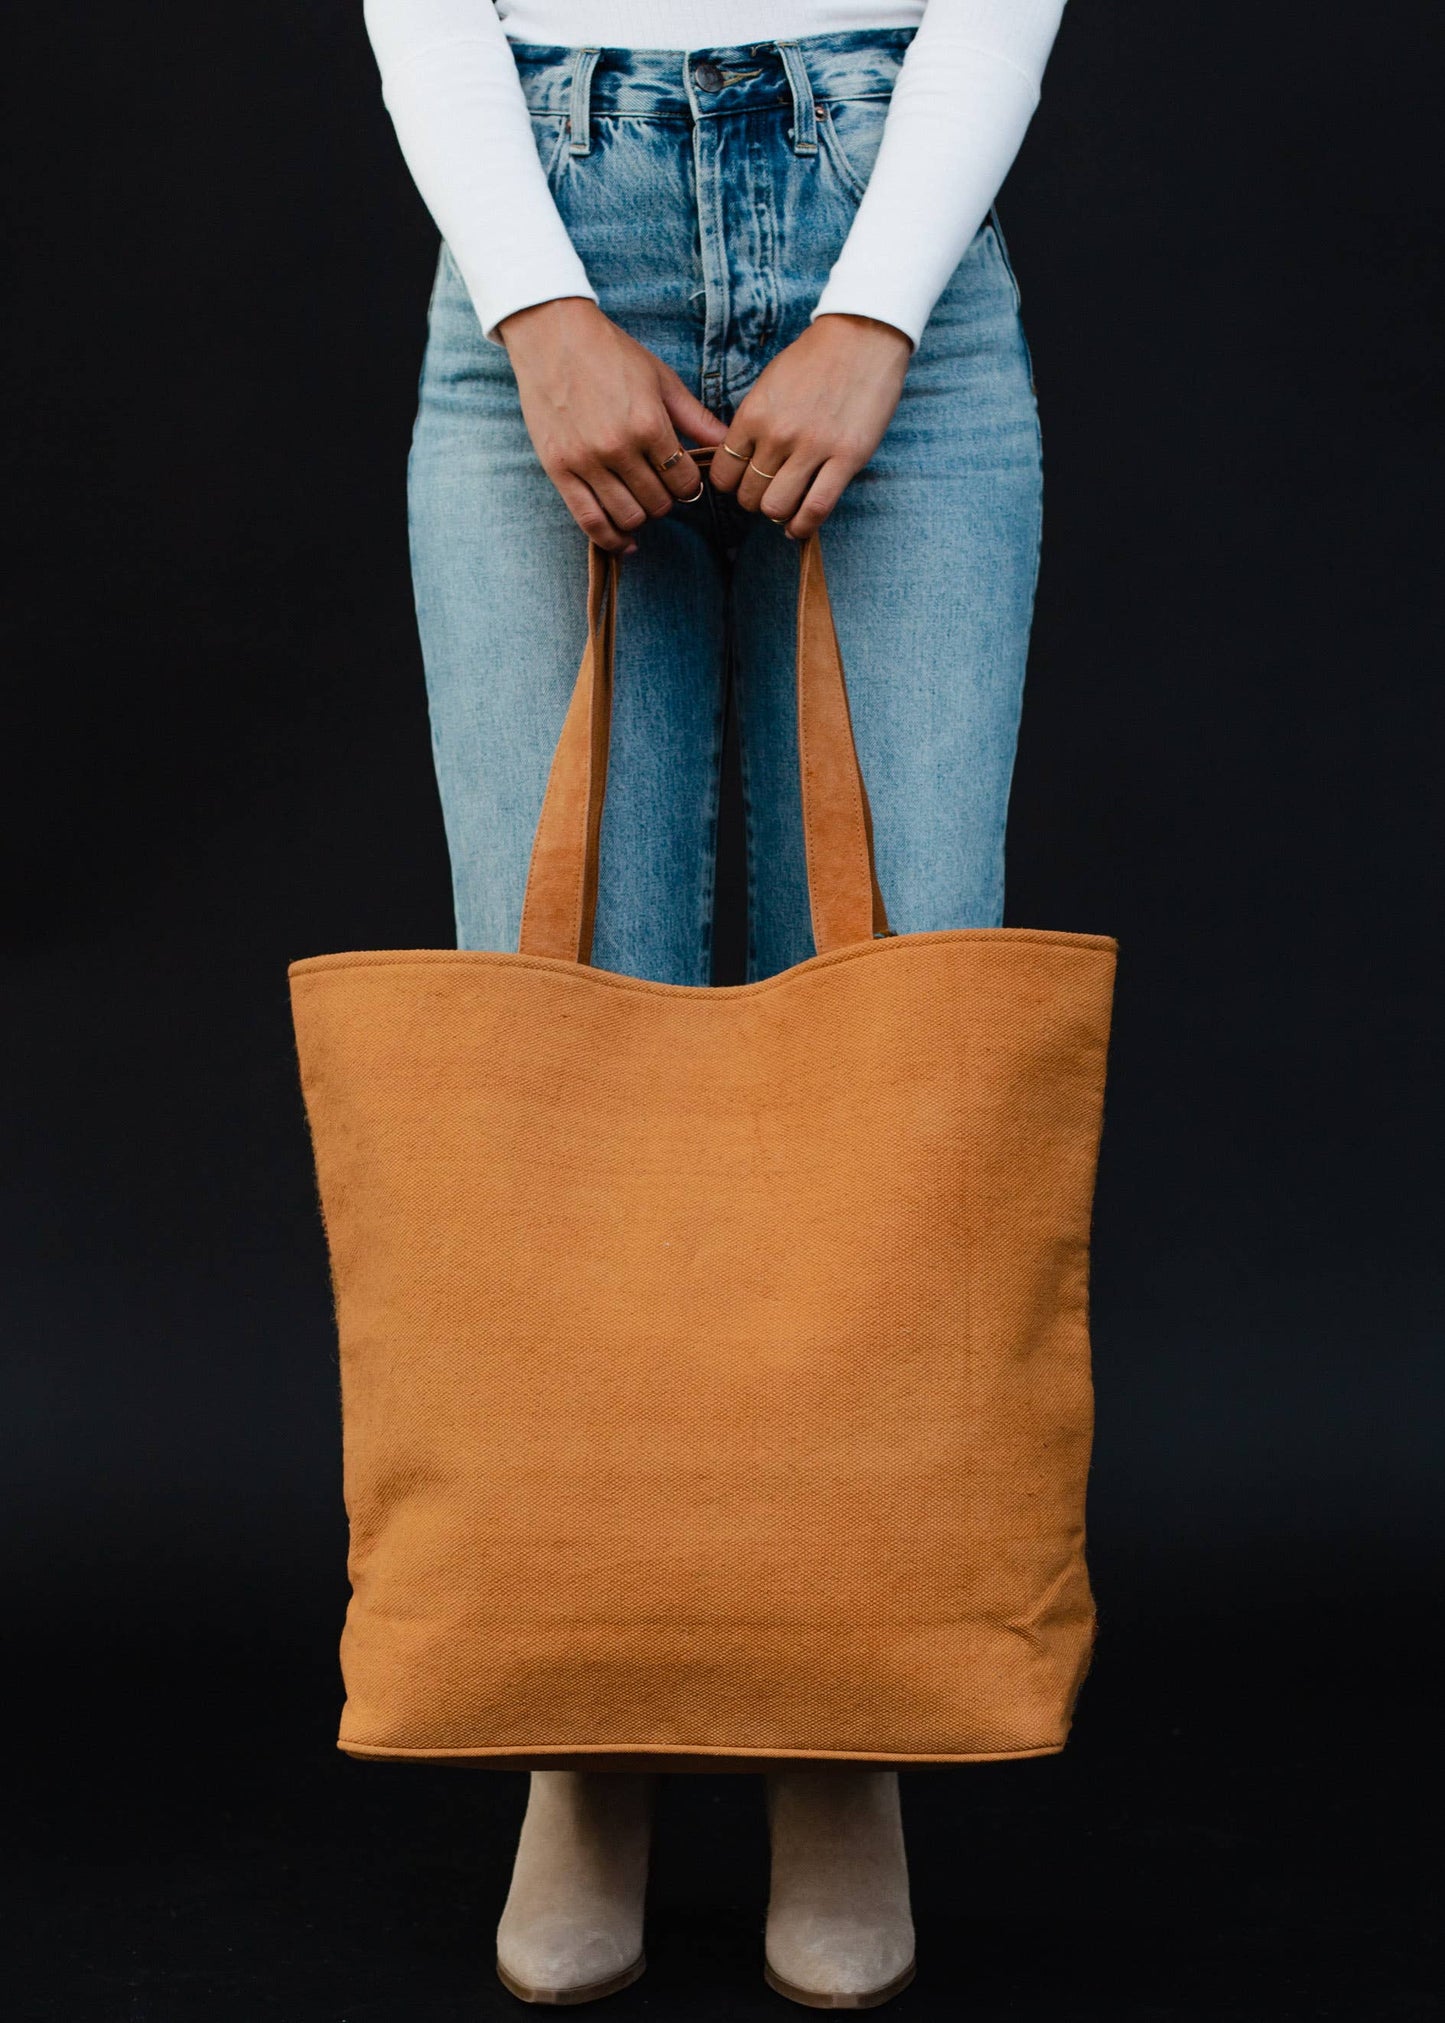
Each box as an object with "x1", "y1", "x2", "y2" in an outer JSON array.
[{"x1": 362, "y1": 0, "x2": 1066, "y2": 2006}]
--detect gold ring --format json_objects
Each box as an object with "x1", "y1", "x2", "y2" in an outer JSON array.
[
  {"x1": 749, "y1": 461, "x2": 779, "y2": 481},
  {"x1": 680, "y1": 482, "x2": 705, "y2": 504},
  {"x1": 655, "y1": 447, "x2": 685, "y2": 472},
  {"x1": 720, "y1": 442, "x2": 750, "y2": 462}
]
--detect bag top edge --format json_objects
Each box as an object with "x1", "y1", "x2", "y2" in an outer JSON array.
[{"x1": 288, "y1": 927, "x2": 1118, "y2": 996}]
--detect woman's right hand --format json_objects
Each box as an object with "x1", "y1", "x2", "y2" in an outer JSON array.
[{"x1": 499, "y1": 297, "x2": 728, "y2": 553}]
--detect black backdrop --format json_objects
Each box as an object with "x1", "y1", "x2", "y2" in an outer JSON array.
[{"x1": 5, "y1": 4, "x2": 1441, "y2": 2018}]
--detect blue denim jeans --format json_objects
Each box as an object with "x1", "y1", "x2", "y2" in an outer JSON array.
[{"x1": 408, "y1": 29, "x2": 1042, "y2": 984}]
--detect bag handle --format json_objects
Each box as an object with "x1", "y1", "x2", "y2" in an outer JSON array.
[{"x1": 519, "y1": 482, "x2": 891, "y2": 965}]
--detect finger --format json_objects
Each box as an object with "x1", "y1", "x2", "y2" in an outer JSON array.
[
  {"x1": 613, "y1": 445, "x2": 676, "y2": 519},
  {"x1": 785, "y1": 459, "x2": 853, "y2": 540},
  {"x1": 659, "y1": 371, "x2": 730, "y2": 449},
  {"x1": 757, "y1": 447, "x2": 826, "y2": 529},
  {"x1": 736, "y1": 441, "x2": 789, "y2": 514},
  {"x1": 707, "y1": 435, "x2": 754, "y2": 497},
  {"x1": 640, "y1": 436, "x2": 703, "y2": 507},
  {"x1": 586, "y1": 467, "x2": 651, "y2": 541},
  {"x1": 554, "y1": 472, "x2": 637, "y2": 554}
]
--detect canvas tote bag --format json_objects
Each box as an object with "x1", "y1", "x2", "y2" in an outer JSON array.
[{"x1": 289, "y1": 535, "x2": 1116, "y2": 1771}]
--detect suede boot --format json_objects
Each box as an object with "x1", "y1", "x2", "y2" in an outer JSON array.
[
  {"x1": 495, "y1": 1770, "x2": 656, "y2": 2004},
  {"x1": 763, "y1": 1769, "x2": 916, "y2": 2009}
]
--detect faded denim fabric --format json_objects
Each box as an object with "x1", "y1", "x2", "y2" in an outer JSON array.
[{"x1": 407, "y1": 30, "x2": 1042, "y2": 984}]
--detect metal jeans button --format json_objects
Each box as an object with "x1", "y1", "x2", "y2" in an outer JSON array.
[{"x1": 693, "y1": 60, "x2": 725, "y2": 92}]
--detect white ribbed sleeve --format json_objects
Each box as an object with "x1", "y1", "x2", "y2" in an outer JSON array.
[
  {"x1": 364, "y1": 0, "x2": 597, "y2": 337},
  {"x1": 812, "y1": 1, "x2": 1065, "y2": 342},
  {"x1": 362, "y1": 0, "x2": 1065, "y2": 346}
]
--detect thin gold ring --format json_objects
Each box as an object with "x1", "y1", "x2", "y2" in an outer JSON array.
[
  {"x1": 680, "y1": 482, "x2": 706, "y2": 504},
  {"x1": 749, "y1": 461, "x2": 779, "y2": 481},
  {"x1": 655, "y1": 447, "x2": 686, "y2": 472},
  {"x1": 719, "y1": 442, "x2": 750, "y2": 462}
]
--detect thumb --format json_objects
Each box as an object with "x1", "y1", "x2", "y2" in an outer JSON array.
[{"x1": 660, "y1": 369, "x2": 729, "y2": 447}]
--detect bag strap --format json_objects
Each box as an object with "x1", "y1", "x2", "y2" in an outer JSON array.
[
  {"x1": 516, "y1": 542, "x2": 618, "y2": 967},
  {"x1": 795, "y1": 531, "x2": 892, "y2": 957},
  {"x1": 518, "y1": 518, "x2": 891, "y2": 965}
]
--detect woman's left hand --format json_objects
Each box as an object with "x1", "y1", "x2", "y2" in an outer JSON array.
[{"x1": 707, "y1": 313, "x2": 912, "y2": 538}]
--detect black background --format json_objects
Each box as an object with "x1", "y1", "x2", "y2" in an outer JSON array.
[{"x1": 5, "y1": 3, "x2": 1442, "y2": 2017}]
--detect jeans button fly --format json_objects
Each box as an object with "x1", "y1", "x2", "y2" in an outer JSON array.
[{"x1": 693, "y1": 60, "x2": 724, "y2": 92}]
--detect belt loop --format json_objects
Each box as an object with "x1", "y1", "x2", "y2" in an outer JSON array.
[
  {"x1": 568, "y1": 47, "x2": 601, "y2": 156},
  {"x1": 776, "y1": 42, "x2": 817, "y2": 156}
]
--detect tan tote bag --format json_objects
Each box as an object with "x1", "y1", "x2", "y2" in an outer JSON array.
[{"x1": 289, "y1": 536, "x2": 1116, "y2": 1771}]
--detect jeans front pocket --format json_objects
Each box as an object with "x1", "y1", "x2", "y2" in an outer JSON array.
[
  {"x1": 530, "y1": 111, "x2": 572, "y2": 192},
  {"x1": 817, "y1": 95, "x2": 892, "y2": 203},
  {"x1": 985, "y1": 206, "x2": 1024, "y2": 310}
]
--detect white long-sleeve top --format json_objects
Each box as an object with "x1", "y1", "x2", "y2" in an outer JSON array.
[{"x1": 363, "y1": 1, "x2": 1065, "y2": 345}]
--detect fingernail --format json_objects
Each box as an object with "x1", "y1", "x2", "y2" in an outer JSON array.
[{"x1": 624, "y1": 543, "x2": 639, "y2": 556}]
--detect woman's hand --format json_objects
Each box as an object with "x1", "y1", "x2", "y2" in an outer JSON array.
[
  {"x1": 707, "y1": 314, "x2": 912, "y2": 538},
  {"x1": 499, "y1": 297, "x2": 729, "y2": 552}
]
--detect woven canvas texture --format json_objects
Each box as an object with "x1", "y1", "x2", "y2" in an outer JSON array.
[{"x1": 290, "y1": 925, "x2": 1115, "y2": 1765}]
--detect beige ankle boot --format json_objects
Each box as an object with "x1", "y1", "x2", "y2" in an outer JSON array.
[
  {"x1": 495, "y1": 1770, "x2": 656, "y2": 2004},
  {"x1": 763, "y1": 1769, "x2": 916, "y2": 2010}
]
